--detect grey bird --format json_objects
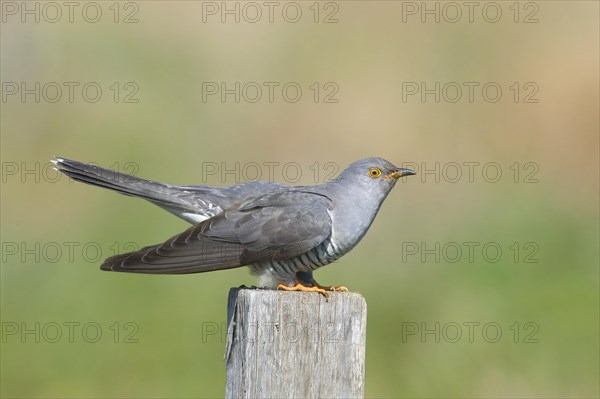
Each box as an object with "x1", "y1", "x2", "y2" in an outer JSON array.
[{"x1": 52, "y1": 157, "x2": 415, "y2": 296}]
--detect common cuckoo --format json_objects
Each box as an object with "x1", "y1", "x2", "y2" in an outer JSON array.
[{"x1": 52, "y1": 157, "x2": 415, "y2": 296}]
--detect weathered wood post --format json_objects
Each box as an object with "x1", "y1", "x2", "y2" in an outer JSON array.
[{"x1": 225, "y1": 288, "x2": 367, "y2": 399}]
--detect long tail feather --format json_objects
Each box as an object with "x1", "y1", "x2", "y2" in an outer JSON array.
[{"x1": 52, "y1": 157, "x2": 199, "y2": 212}]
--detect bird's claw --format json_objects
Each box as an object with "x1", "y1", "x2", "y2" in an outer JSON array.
[
  {"x1": 311, "y1": 279, "x2": 348, "y2": 292},
  {"x1": 331, "y1": 286, "x2": 349, "y2": 292}
]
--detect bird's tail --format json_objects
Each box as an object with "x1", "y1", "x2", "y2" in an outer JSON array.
[{"x1": 51, "y1": 157, "x2": 193, "y2": 211}]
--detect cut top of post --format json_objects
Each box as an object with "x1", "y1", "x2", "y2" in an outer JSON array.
[{"x1": 225, "y1": 288, "x2": 367, "y2": 399}]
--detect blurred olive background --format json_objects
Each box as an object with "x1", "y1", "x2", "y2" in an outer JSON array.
[{"x1": 1, "y1": 1, "x2": 598, "y2": 398}]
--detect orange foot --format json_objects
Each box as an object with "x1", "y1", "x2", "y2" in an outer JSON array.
[
  {"x1": 276, "y1": 279, "x2": 349, "y2": 299},
  {"x1": 277, "y1": 280, "x2": 330, "y2": 298}
]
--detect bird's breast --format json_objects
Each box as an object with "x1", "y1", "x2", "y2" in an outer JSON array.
[{"x1": 327, "y1": 204, "x2": 379, "y2": 257}]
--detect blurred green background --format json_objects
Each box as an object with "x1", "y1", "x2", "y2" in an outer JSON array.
[{"x1": 1, "y1": 1, "x2": 598, "y2": 398}]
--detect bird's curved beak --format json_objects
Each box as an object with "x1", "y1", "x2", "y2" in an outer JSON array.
[{"x1": 385, "y1": 168, "x2": 416, "y2": 179}]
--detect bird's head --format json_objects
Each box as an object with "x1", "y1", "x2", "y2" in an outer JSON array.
[{"x1": 334, "y1": 157, "x2": 415, "y2": 200}]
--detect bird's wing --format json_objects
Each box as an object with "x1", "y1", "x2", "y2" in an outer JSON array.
[
  {"x1": 100, "y1": 190, "x2": 333, "y2": 274},
  {"x1": 172, "y1": 181, "x2": 286, "y2": 221}
]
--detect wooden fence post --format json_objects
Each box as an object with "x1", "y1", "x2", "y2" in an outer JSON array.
[{"x1": 225, "y1": 287, "x2": 367, "y2": 399}]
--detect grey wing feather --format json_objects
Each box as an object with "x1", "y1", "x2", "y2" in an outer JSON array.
[
  {"x1": 175, "y1": 181, "x2": 286, "y2": 220},
  {"x1": 100, "y1": 190, "x2": 333, "y2": 274}
]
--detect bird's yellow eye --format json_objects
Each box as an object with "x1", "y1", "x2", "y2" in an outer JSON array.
[{"x1": 368, "y1": 167, "x2": 382, "y2": 178}]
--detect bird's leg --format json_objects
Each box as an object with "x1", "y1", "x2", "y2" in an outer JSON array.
[
  {"x1": 310, "y1": 279, "x2": 349, "y2": 292},
  {"x1": 277, "y1": 279, "x2": 330, "y2": 298}
]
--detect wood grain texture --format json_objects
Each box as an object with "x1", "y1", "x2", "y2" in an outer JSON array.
[{"x1": 225, "y1": 288, "x2": 367, "y2": 399}]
